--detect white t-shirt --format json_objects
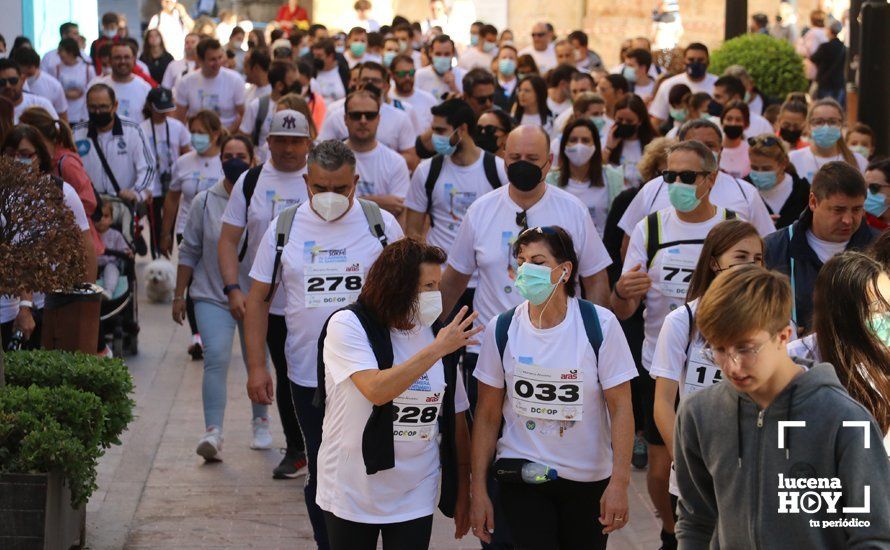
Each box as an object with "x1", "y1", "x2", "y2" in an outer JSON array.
[
  {"x1": 614, "y1": 139, "x2": 643, "y2": 187},
  {"x1": 174, "y1": 68, "x2": 246, "y2": 127},
  {"x1": 315, "y1": 67, "x2": 346, "y2": 103},
  {"x1": 623, "y1": 206, "x2": 734, "y2": 370},
  {"x1": 789, "y1": 148, "x2": 869, "y2": 183},
  {"x1": 414, "y1": 65, "x2": 465, "y2": 103},
  {"x1": 519, "y1": 112, "x2": 554, "y2": 137},
  {"x1": 406, "y1": 153, "x2": 508, "y2": 254},
  {"x1": 162, "y1": 58, "x2": 196, "y2": 91},
  {"x1": 473, "y1": 298, "x2": 637, "y2": 482},
  {"x1": 244, "y1": 83, "x2": 272, "y2": 107},
  {"x1": 448, "y1": 185, "x2": 612, "y2": 335},
  {"x1": 649, "y1": 72, "x2": 718, "y2": 121},
  {"x1": 744, "y1": 113, "x2": 775, "y2": 139},
  {"x1": 169, "y1": 151, "x2": 223, "y2": 234},
  {"x1": 392, "y1": 89, "x2": 437, "y2": 134},
  {"x1": 148, "y1": 10, "x2": 188, "y2": 59},
  {"x1": 319, "y1": 102, "x2": 415, "y2": 153},
  {"x1": 787, "y1": 333, "x2": 820, "y2": 362},
  {"x1": 458, "y1": 47, "x2": 495, "y2": 71},
  {"x1": 557, "y1": 178, "x2": 611, "y2": 238},
  {"x1": 546, "y1": 97, "x2": 571, "y2": 117},
  {"x1": 805, "y1": 230, "x2": 848, "y2": 264},
  {"x1": 353, "y1": 142, "x2": 411, "y2": 199},
  {"x1": 90, "y1": 75, "x2": 151, "y2": 123},
  {"x1": 618, "y1": 172, "x2": 776, "y2": 237},
  {"x1": 221, "y1": 162, "x2": 310, "y2": 315},
  {"x1": 53, "y1": 59, "x2": 92, "y2": 123},
  {"x1": 25, "y1": 72, "x2": 68, "y2": 117},
  {"x1": 140, "y1": 117, "x2": 191, "y2": 196},
  {"x1": 759, "y1": 173, "x2": 794, "y2": 214},
  {"x1": 632, "y1": 80, "x2": 656, "y2": 103},
  {"x1": 239, "y1": 95, "x2": 277, "y2": 162},
  {"x1": 13, "y1": 93, "x2": 58, "y2": 123},
  {"x1": 316, "y1": 309, "x2": 469, "y2": 523},
  {"x1": 249, "y1": 200, "x2": 404, "y2": 385},
  {"x1": 719, "y1": 141, "x2": 751, "y2": 179},
  {"x1": 519, "y1": 44, "x2": 557, "y2": 74},
  {"x1": 650, "y1": 299, "x2": 723, "y2": 398}
]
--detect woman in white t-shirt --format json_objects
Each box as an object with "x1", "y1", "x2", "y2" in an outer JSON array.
[
  {"x1": 470, "y1": 226, "x2": 636, "y2": 549},
  {"x1": 512, "y1": 75, "x2": 554, "y2": 137},
  {"x1": 804, "y1": 252, "x2": 890, "y2": 454},
  {"x1": 789, "y1": 98, "x2": 868, "y2": 183},
  {"x1": 54, "y1": 38, "x2": 93, "y2": 124},
  {"x1": 719, "y1": 101, "x2": 751, "y2": 179},
  {"x1": 317, "y1": 238, "x2": 480, "y2": 549},
  {"x1": 603, "y1": 94, "x2": 656, "y2": 188},
  {"x1": 650, "y1": 220, "x2": 764, "y2": 500}
]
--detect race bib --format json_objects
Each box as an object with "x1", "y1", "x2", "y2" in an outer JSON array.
[
  {"x1": 392, "y1": 390, "x2": 442, "y2": 441},
  {"x1": 683, "y1": 346, "x2": 722, "y2": 395},
  {"x1": 303, "y1": 262, "x2": 363, "y2": 308},
  {"x1": 511, "y1": 363, "x2": 583, "y2": 421},
  {"x1": 659, "y1": 253, "x2": 697, "y2": 298}
]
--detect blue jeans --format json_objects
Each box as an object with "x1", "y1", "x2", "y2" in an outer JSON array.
[
  {"x1": 290, "y1": 381, "x2": 329, "y2": 550},
  {"x1": 194, "y1": 300, "x2": 268, "y2": 429}
]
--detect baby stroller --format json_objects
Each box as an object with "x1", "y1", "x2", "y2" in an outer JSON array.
[{"x1": 98, "y1": 195, "x2": 140, "y2": 357}]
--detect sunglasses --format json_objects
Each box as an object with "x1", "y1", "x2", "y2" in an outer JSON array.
[
  {"x1": 531, "y1": 32, "x2": 548, "y2": 38},
  {"x1": 747, "y1": 136, "x2": 781, "y2": 147},
  {"x1": 346, "y1": 111, "x2": 379, "y2": 121},
  {"x1": 394, "y1": 69, "x2": 415, "y2": 78},
  {"x1": 518, "y1": 225, "x2": 570, "y2": 257},
  {"x1": 662, "y1": 170, "x2": 711, "y2": 184},
  {"x1": 478, "y1": 124, "x2": 504, "y2": 135},
  {"x1": 472, "y1": 94, "x2": 494, "y2": 104},
  {"x1": 0, "y1": 77, "x2": 20, "y2": 87}
]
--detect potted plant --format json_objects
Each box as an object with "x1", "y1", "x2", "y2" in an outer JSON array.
[
  {"x1": 709, "y1": 33, "x2": 809, "y2": 102},
  {"x1": 0, "y1": 351, "x2": 135, "y2": 549}
]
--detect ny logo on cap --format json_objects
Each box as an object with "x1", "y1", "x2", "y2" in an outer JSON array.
[{"x1": 283, "y1": 115, "x2": 296, "y2": 129}]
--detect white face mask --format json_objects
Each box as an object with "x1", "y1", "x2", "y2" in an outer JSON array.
[
  {"x1": 413, "y1": 290, "x2": 442, "y2": 327},
  {"x1": 311, "y1": 190, "x2": 351, "y2": 221},
  {"x1": 565, "y1": 143, "x2": 595, "y2": 167}
]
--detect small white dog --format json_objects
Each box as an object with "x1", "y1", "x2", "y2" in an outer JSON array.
[{"x1": 144, "y1": 259, "x2": 176, "y2": 303}]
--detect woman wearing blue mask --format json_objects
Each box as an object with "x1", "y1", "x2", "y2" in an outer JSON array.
[
  {"x1": 470, "y1": 225, "x2": 636, "y2": 549},
  {"x1": 788, "y1": 98, "x2": 868, "y2": 184},
  {"x1": 865, "y1": 159, "x2": 890, "y2": 232},
  {"x1": 746, "y1": 134, "x2": 810, "y2": 229}
]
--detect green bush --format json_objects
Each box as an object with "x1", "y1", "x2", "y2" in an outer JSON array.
[
  {"x1": 710, "y1": 33, "x2": 808, "y2": 101},
  {"x1": 5, "y1": 351, "x2": 134, "y2": 447}
]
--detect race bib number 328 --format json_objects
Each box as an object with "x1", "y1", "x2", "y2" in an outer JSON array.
[
  {"x1": 511, "y1": 363, "x2": 583, "y2": 421},
  {"x1": 392, "y1": 390, "x2": 442, "y2": 441}
]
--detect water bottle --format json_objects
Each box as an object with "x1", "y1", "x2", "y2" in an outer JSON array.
[{"x1": 521, "y1": 461, "x2": 558, "y2": 484}]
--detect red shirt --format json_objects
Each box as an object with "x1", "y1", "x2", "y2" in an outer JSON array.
[
  {"x1": 53, "y1": 148, "x2": 105, "y2": 255},
  {"x1": 276, "y1": 4, "x2": 309, "y2": 23},
  {"x1": 867, "y1": 213, "x2": 889, "y2": 232}
]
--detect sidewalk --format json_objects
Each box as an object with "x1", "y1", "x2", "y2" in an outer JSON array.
[{"x1": 86, "y1": 279, "x2": 662, "y2": 549}]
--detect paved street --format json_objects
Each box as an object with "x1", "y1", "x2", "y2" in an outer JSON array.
[{"x1": 86, "y1": 261, "x2": 662, "y2": 549}]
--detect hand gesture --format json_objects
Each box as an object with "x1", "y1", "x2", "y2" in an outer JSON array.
[
  {"x1": 615, "y1": 264, "x2": 651, "y2": 300},
  {"x1": 433, "y1": 306, "x2": 482, "y2": 357},
  {"x1": 605, "y1": 123, "x2": 623, "y2": 151}
]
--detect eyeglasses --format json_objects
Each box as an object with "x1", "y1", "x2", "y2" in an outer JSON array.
[
  {"x1": 346, "y1": 111, "x2": 379, "y2": 121},
  {"x1": 662, "y1": 170, "x2": 711, "y2": 184},
  {"x1": 472, "y1": 94, "x2": 494, "y2": 104},
  {"x1": 702, "y1": 341, "x2": 767, "y2": 366},
  {"x1": 394, "y1": 69, "x2": 415, "y2": 78},
  {"x1": 747, "y1": 136, "x2": 781, "y2": 147},
  {"x1": 0, "y1": 77, "x2": 20, "y2": 87},
  {"x1": 868, "y1": 183, "x2": 890, "y2": 194},
  {"x1": 811, "y1": 118, "x2": 842, "y2": 127}
]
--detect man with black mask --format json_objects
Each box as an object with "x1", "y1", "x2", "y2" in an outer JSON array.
[
  {"x1": 310, "y1": 38, "x2": 349, "y2": 103},
  {"x1": 648, "y1": 42, "x2": 717, "y2": 128}
]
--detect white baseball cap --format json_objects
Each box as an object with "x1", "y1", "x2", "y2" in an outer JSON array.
[{"x1": 268, "y1": 110, "x2": 310, "y2": 138}]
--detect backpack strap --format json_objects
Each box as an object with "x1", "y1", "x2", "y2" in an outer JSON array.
[
  {"x1": 358, "y1": 198, "x2": 388, "y2": 248},
  {"x1": 482, "y1": 151, "x2": 502, "y2": 190},
  {"x1": 264, "y1": 203, "x2": 300, "y2": 302},
  {"x1": 253, "y1": 95, "x2": 271, "y2": 146},
  {"x1": 787, "y1": 224, "x2": 798, "y2": 326},
  {"x1": 237, "y1": 164, "x2": 264, "y2": 262},
  {"x1": 725, "y1": 209, "x2": 737, "y2": 220},
  {"x1": 645, "y1": 211, "x2": 661, "y2": 270},
  {"x1": 577, "y1": 299, "x2": 604, "y2": 363},
  {"x1": 495, "y1": 307, "x2": 517, "y2": 361},
  {"x1": 683, "y1": 303, "x2": 694, "y2": 358},
  {"x1": 424, "y1": 155, "x2": 446, "y2": 228}
]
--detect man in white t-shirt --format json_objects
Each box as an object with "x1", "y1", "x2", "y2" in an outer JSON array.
[
  {"x1": 618, "y1": 119, "x2": 776, "y2": 256},
  {"x1": 649, "y1": 43, "x2": 718, "y2": 127},
  {"x1": 390, "y1": 54, "x2": 436, "y2": 133},
  {"x1": 415, "y1": 35, "x2": 464, "y2": 103},
  {"x1": 148, "y1": 0, "x2": 194, "y2": 60},
  {"x1": 519, "y1": 22, "x2": 558, "y2": 74},
  {"x1": 311, "y1": 38, "x2": 348, "y2": 103},
  {"x1": 14, "y1": 48, "x2": 68, "y2": 122},
  {"x1": 41, "y1": 22, "x2": 89, "y2": 76},
  {"x1": 343, "y1": 27, "x2": 369, "y2": 68},
  {"x1": 90, "y1": 43, "x2": 151, "y2": 123},
  {"x1": 174, "y1": 37, "x2": 246, "y2": 132},
  {"x1": 245, "y1": 139, "x2": 402, "y2": 550},
  {"x1": 0, "y1": 59, "x2": 59, "y2": 123},
  {"x1": 162, "y1": 32, "x2": 200, "y2": 90},
  {"x1": 458, "y1": 23, "x2": 497, "y2": 71},
  {"x1": 712, "y1": 75, "x2": 773, "y2": 138},
  {"x1": 239, "y1": 60, "x2": 299, "y2": 162},
  {"x1": 622, "y1": 48, "x2": 656, "y2": 103},
  {"x1": 344, "y1": 88, "x2": 411, "y2": 217},
  {"x1": 242, "y1": 49, "x2": 273, "y2": 106}
]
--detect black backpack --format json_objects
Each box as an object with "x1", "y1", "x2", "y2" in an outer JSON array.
[{"x1": 237, "y1": 164, "x2": 266, "y2": 261}]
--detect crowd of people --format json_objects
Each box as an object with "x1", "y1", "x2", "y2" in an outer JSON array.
[{"x1": 1, "y1": 1, "x2": 889, "y2": 549}]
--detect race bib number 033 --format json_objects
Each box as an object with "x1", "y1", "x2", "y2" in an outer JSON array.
[
  {"x1": 304, "y1": 262, "x2": 363, "y2": 308},
  {"x1": 511, "y1": 363, "x2": 583, "y2": 421},
  {"x1": 392, "y1": 390, "x2": 442, "y2": 441}
]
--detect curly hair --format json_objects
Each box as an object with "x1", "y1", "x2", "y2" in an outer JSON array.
[{"x1": 357, "y1": 238, "x2": 446, "y2": 330}]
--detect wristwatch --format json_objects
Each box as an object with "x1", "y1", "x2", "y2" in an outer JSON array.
[
  {"x1": 18, "y1": 300, "x2": 34, "y2": 310},
  {"x1": 223, "y1": 283, "x2": 241, "y2": 295}
]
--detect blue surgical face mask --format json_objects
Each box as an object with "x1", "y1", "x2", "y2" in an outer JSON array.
[
  {"x1": 335, "y1": 45, "x2": 346, "y2": 54},
  {"x1": 622, "y1": 65, "x2": 637, "y2": 84},
  {"x1": 498, "y1": 58, "x2": 516, "y2": 76},
  {"x1": 865, "y1": 190, "x2": 889, "y2": 217},
  {"x1": 850, "y1": 145, "x2": 870, "y2": 158},
  {"x1": 515, "y1": 262, "x2": 565, "y2": 306},
  {"x1": 869, "y1": 312, "x2": 890, "y2": 346},
  {"x1": 14, "y1": 156, "x2": 33, "y2": 169},
  {"x1": 470, "y1": 34, "x2": 479, "y2": 46},
  {"x1": 383, "y1": 51, "x2": 396, "y2": 68},
  {"x1": 667, "y1": 182, "x2": 702, "y2": 212},
  {"x1": 191, "y1": 133, "x2": 212, "y2": 154},
  {"x1": 349, "y1": 42, "x2": 367, "y2": 57},
  {"x1": 432, "y1": 130, "x2": 459, "y2": 156},
  {"x1": 811, "y1": 125, "x2": 842, "y2": 148},
  {"x1": 432, "y1": 55, "x2": 452, "y2": 75},
  {"x1": 299, "y1": 46, "x2": 310, "y2": 57},
  {"x1": 749, "y1": 170, "x2": 778, "y2": 190},
  {"x1": 482, "y1": 41, "x2": 497, "y2": 53},
  {"x1": 589, "y1": 116, "x2": 606, "y2": 132},
  {"x1": 670, "y1": 108, "x2": 687, "y2": 122}
]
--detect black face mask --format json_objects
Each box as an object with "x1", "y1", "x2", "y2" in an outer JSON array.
[
  {"x1": 723, "y1": 125, "x2": 744, "y2": 140},
  {"x1": 222, "y1": 157, "x2": 250, "y2": 183},
  {"x1": 780, "y1": 127, "x2": 803, "y2": 144},
  {"x1": 507, "y1": 160, "x2": 544, "y2": 192},
  {"x1": 474, "y1": 127, "x2": 500, "y2": 153},
  {"x1": 312, "y1": 57, "x2": 325, "y2": 71},
  {"x1": 707, "y1": 100, "x2": 724, "y2": 117},
  {"x1": 89, "y1": 111, "x2": 113, "y2": 128},
  {"x1": 686, "y1": 61, "x2": 707, "y2": 79},
  {"x1": 614, "y1": 123, "x2": 637, "y2": 139},
  {"x1": 248, "y1": 40, "x2": 256, "y2": 49}
]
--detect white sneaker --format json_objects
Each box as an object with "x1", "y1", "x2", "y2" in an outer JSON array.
[
  {"x1": 250, "y1": 417, "x2": 274, "y2": 450},
  {"x1": 197, "y1": 427, "x2": 223, "y2": 461}
]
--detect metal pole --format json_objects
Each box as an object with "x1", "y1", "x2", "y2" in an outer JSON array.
[
  {"x1": 858, "y1": 0, "x2": 890, "y2": 156},
  {"x1": 725, "y1": 0, "x2": 748, "y2": 40}
]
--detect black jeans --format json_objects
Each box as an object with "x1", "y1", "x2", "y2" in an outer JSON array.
[
  {"x1": 324, "y1": 511, "x2": 433, "y2": 550},
  {"x1": 290, "y1": 382, "x2": 329, "y2": 550},
  {"x1": 498, "y1": 477, "x2": 610, "y2": 550},
  {"x1": 266, "y1": 314, "x2": 304, "y2": 453}
]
